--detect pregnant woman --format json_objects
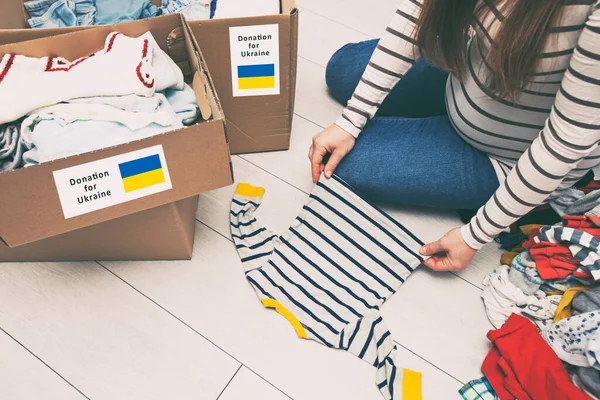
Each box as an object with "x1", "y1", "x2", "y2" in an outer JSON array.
[{"x1": 308, "y1": 0, "x2": 600, "y2": 271}]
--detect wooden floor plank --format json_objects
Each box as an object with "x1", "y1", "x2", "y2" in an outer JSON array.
[
  {"x1": 298, "y1": 9, "x2": 370, "y2": 67},
  {"x1": 295, "y1": 57, "x2": 343, "y2": 129},
  {"x1": 0, "y1": 261, "x2": 239, "y2": 400},
  {"x1": 383, "y1": 268, "x2": 493, "y2": 382},
  {"x1": 297, "y1": 0, "x2": 399, "y2": 38},
  {"x1": 217, "y1": 367, "x2": 291, "y2": 400},
  {"x1": 0, "y1": 329, "x2": 86, "y2": 400}
]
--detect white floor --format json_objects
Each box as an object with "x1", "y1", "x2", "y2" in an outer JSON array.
[{"x1": 0, "y1": 1, "x2": 503, "y2": 399}]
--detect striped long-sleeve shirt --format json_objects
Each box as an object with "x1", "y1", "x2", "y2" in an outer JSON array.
[
  {"x1": 335, "y1": 0, "x2": 600, "y2": 250},
  {"x1": 230, "y1": 177, "x2": 426, "y2": 399}
]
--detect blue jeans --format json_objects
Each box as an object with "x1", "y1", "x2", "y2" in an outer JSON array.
[
  {"x1": 25, "y1": 0, "x2": 162, "y2": 27},
  {"x1": 25, "y1": 0, "x2": 96, "y2": 28},
  {"x1": 94, "y1": 0, "x2": 161, "y2": 25},
  {"x1": 328, "y1": 39, "x2": 499, "y2": 210}
]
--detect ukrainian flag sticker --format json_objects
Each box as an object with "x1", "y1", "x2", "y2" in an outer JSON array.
[
  {"x1": 119, "y1": 154, "x2": 166, "y2": 193},
  {"x1": 52, "y1": 145, "x2": 173, "y2": 219},
  {"x1": 237, "y1": 64, "x2": 276, "y2": 90},
  {"x1": 229, "y1": 24, "x2": 280, "y2": 97}
]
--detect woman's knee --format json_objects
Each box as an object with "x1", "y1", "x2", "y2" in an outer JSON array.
[
  {"x1": 325, "y1": 39, "x2": 378, "y2": 104},
  {"x1": 325, "y1": 43, "x2": 354, "y2": 103}
]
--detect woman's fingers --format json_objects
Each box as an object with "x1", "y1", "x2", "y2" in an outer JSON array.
[
  {"x1": 420, "y1": 239, "x2": 445, "y2": 256},
  {"x1": 421, "y1": 237, "x2": 455, "y2": 271},
  {"x1": 423, "y1": 256, "x2": 454, "y2": 271},
  {"x1": 324, "y1": 149, "x2": 345, "y2": 178},
  {"x1": 421, "y1": 228, "x2": 477, "y2": 272},
  {"x1": 310, "y1": 145, "x2": 327, "y2": 183},
  {"x1": 308, "y1": 125, "x2": 356, "y2": 183},
  {"x1": 423, "y1": 257, "x2": 441, "y2": 270}
]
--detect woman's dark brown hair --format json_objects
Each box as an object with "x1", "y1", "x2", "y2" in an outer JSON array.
[{"x1": 415, "y1": 0, "x2": 565, "y2": 99}]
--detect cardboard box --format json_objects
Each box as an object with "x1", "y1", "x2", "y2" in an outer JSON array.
[
  {"x1": 0, "y1": 14, "x2": 233, "y2": 261},
  {"x1": 0, "y1": 0, "x2": 299, "y2": 154},
  {"x1": 189, "y1": 0, "x2": 298, "y2": 154}
]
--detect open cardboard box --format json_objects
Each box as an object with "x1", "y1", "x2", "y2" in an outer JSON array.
[
  {"x1": 0, "y1": 0, "x2": 299, "y2": 154},
  {"x1": 0, "y1": 14, "x2": 233, "y2": 261}
]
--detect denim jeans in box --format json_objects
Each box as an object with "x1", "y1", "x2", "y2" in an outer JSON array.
[
  {"x1": 25, "y1": 0, "x2": 96, "y2": 28},
  {"x1": 25, "y1": 0, "x2": 162, "y2": 28},
  {"x1": 94, "y1": 0, "x2": 161, "y2": 25}
]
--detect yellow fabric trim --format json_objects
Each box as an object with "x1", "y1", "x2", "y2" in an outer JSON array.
[
  {"x1": 235, "y1": 183, "x2": 265, "y2": 198},
  {"x1": 261, "y1": 298, "x2": 307, "y2": 338},
  {"x1": 554, "y1": 286, "x2": 588, "y2": 322},
  {"x1": 121, "y1": 168, "x2": 165, "y2": 193},
  {"x1": 402, "y1": 369, "x2": 422, "y2": 400},
  {"x1": 238, "y1": 76, "x2": 276, "y2": 90},
  {"x1": 500, "y1": 251, "x2": 519, "y2": 266},
  {"x1": 520, "y1": 224, "x2": 544, "y2": 236}
]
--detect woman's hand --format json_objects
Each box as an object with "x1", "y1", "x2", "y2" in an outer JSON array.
[
  {"x1": 308, "y1": 124, "x2": 356, "y2": 183},
  {"x1": 419, "y1": 228, "x2": 477, "y2": 272}
]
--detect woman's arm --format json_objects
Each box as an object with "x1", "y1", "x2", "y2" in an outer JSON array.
[
  {"x1": 463, "y1": 3, "x2": 600, "y2": 250},
  {"x1": 309, "y1": 0, "x2": 423, "y2": 182},
  {"x1": 335, "y1": 0, "x2": 423, "y2": 137},
  {"x1": 422, "y1": 2, "x2": 600, "y2": 271}
]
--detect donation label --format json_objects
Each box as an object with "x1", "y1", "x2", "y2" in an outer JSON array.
[
  {"x1": 229, "y1": 24, "x2": 280, "y2": 97},
  {"x1": 53, "y1": 145, "x2": 172, "y2": 219}
]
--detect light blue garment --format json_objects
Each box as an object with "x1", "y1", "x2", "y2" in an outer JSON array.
[
  {"x1": 164, "y1": 84, "x2": 200, "y2": 125},
  {"x1": 67, "y1": 84, "x2": 198, "y2": 124},
  {"x1": 94, "y1": 0, "x2": 161, "y2": 25},
  {"x1": 20, "y1": 87, "x2": 197, "y2": 165},
  {"x1": 25, "y1": 0, "x2": 96, "y2": 28},
  {"x1": 22, "y1": 147, "x2": 39, "y2": 167},
  {"x1": 162, "y1": 0, "x2": 211, "y2": 20},
  {"x1": 21, "y1": 93, "x2": 182, "y2": 165},
  {"x1": 22, "y1": 118, "x2": 176, "y2": 164}
]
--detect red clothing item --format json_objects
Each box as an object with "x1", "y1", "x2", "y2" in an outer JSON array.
[
  {"x1": 482, "y1": 314, "x2": 591, "y2": 400},
  {"x1": 579, "y1": 180, "x2": 600, "y2": 194},
  {"x1": 522, "y1": 228, "x2": 542, "y2": 249},
  {"x1": 523, "y1": 227, "x2": 593, "y2": 281},
  {"x1": 527, "y1": 242, "x2": 579, "y2": 280},
  {"x1": 563, "y1": 215, "x2": 600, "y2": 237}
]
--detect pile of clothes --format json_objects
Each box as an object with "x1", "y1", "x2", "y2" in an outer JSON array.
[
  {"x1": 459, "y1": 180, "x2": 600, "y2": 400},
  {"x1": 0, "y1": 31, "x2": 200, "y2": 172},
  {"x1": 24, "y1": 0, "x2": 281, "y2": 28}
]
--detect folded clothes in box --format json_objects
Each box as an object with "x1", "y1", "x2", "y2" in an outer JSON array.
[
  {"x1": 0, "y1": 14, "x2": 233, "y2": 261},
  {"x1": 0, "y1": 29, "x2": 202, "y2": 172}
]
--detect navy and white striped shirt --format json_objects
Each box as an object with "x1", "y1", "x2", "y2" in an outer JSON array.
[{"x1": 230, "y1": 175, "x2": 425, "y2": 400}]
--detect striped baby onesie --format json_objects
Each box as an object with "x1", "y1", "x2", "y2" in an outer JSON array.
[{"x1": 230, "y1": 175, "x2": 425, "y2": 400}]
